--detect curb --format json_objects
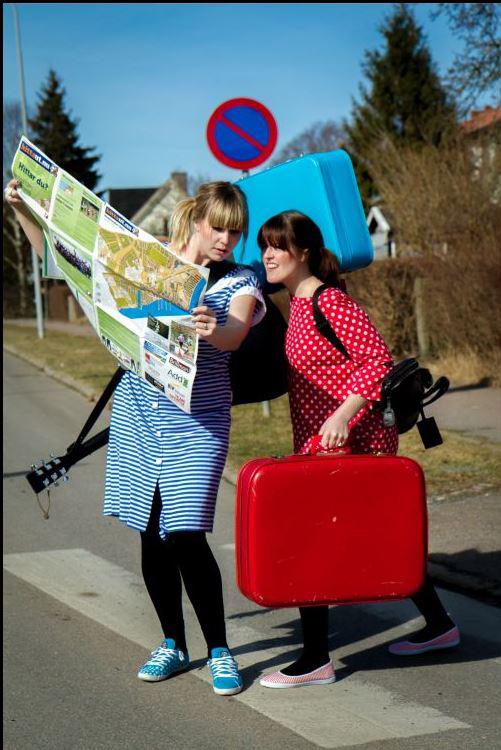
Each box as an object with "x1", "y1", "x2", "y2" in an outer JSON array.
[
  {"x1": 4, "y1": 344, "x2": 99, "y2": 402},
  {"x1": 5, "y1": 343, "x2": 237, "y2": 478}
]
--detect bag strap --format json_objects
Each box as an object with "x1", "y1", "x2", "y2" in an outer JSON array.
[
  {"x1": 422, "y1": 376, "x2": 450, "y2": 408},
  {"x1": 312, "y1": 284, "x2": 350, "y2": 360},
  {"x1": 380, "y1": 358, "x2": 420, "y2": 395},
  {"x1": 67, "y1": 367, "x2": 124, "y2": 454},
  {"x1": 206, "y1": 259, "x2": 237, "y2": 291}
]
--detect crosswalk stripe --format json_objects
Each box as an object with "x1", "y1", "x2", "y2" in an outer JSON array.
[{"x1": 4, "y1": 548, "x2": 471, "y2": 748}]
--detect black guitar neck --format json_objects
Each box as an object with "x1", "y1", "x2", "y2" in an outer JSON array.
[{"x1": 26, "y1": 427, "x2": 110, "y2": 494}]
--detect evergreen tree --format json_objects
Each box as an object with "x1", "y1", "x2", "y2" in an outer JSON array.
[
  {"x1": 28, "y1": 70, "x2": 101, "y2": 190},
  {"x1": 346, "y1": 3, "x2": 456, "y2": 207}
]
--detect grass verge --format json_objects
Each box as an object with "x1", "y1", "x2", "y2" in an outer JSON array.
[
  {"x1": 4, "y1": 323, "x2": 117, "y2": 393},
  {"x1": 5, "y1": 323, "x2": 501, "y2": 498}
]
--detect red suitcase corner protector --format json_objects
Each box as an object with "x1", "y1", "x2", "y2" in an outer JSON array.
[{"x1": 235, "y1": 453, "x2": 428, "y2": 608}]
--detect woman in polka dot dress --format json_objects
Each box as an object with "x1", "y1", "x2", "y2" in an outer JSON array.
[{"x1": 256, "y1": 211, "x2": 459, "y2": 690}]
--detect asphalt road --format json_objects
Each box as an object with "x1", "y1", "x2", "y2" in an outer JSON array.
[{"x1": 3, "y1": 351, "x2": 501, "y2": 750}]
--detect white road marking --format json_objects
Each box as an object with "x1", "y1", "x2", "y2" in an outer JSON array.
[{"x1": 4, "y1": 549, "x2": 471, "y2": 748}]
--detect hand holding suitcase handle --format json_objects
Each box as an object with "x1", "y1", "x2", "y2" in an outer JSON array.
[{"x1": 308, "y1": 435, "x2": 352, "y2": 456}]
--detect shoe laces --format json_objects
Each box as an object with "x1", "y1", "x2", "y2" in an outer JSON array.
[
  {"x1": 148, "y1": 645, "x2": 181, "y2": 666},
  {"x1": 208, "y1": 654, "x2": 239, "y2": 678}
]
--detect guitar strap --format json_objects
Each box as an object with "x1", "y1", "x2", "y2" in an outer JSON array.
[{"x1": 66, "y1": 366, "x2": 125, "y2": 456}]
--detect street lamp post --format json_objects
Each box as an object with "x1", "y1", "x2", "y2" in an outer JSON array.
[{"x1": 12, "y1": 3, "x2": 44, "y2": 339}]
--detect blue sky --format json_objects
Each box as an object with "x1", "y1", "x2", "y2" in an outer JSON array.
[{"x1": 3, "y1": 3, "x2": 472, "y2": 192}]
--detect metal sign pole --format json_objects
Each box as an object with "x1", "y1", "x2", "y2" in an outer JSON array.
[
  {"x1": 240, "y1": 168, "x2": 269, "y2": 417},
  {"x1": 239, "y1": 170, "x2": 269, "y2": 417},
  {"x1": 12, "y1": 3, "x2": 44, "y2": 339}
]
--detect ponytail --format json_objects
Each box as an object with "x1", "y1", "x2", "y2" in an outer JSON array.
[
  {"x1": 169, "y1": 197, "x2": 197, "y2": 251},
  {"x1": 312, "y1": 247, "x2": 342, "y2": 288}
]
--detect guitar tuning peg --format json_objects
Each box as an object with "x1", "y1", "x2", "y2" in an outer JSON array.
[{"x1": 31, "y1": 464, "x2": 36, "y2": 470}]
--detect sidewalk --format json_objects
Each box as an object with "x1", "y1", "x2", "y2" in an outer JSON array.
[
  {"x1": 427, "y1": 491, "x2": 501, "y2": 602},
  {"x1": 4, "y1": 318, "x2": 501, "y2": 604}
]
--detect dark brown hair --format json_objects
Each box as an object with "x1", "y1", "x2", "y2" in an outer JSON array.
[{"x1": 257, "y1": 210, "x2": 341, "y2": 286}]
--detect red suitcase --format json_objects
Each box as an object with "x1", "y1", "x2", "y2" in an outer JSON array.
[{"x1": 235, "y1": 448, "x2": 428, "y2": 607}]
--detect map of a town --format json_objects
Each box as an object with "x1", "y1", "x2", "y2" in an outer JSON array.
[{"x1": 97, "y1": 228, "x2": 206, "y2": 317}]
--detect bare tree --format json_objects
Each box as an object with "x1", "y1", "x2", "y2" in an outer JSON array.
[
  {"x1": 432, "y1": 3, "x2": 501, "y2": 114},
  {"x1": 358, "y1": 132, "x2": 501, "y2": 358},
  {"x1": 271, "y1": 120, "x2": 347, "y2": 166},
  {"x1": 188, "y1": 172, "x2": 212, "y2": 196}
]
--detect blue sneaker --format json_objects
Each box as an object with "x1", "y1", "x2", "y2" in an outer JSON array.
[
  {"x1": 137, "y1": 639, "x2": 190, "y2": 682},
  {"x1": 207, "y1": 647, "x2": 243, "y2": 695}
]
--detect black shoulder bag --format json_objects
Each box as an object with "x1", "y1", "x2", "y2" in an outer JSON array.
[
  {"x1": 207, "y1": 260, "x2": 289, "y2": 406},
  {"x1": 312, "y1": 284, "x2": 449, "y2": 449}
]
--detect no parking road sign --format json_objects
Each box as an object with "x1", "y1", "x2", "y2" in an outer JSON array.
[{"x1": 206, "y1": 98, "x2": 278, "y2": 170}]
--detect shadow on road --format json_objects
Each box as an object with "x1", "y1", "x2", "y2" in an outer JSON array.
[{"x1": 228, "y1": 599, "x2": 501, "y2": 685}]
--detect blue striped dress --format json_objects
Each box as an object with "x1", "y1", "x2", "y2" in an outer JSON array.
[{"x1": 103, "y1": 265, "x2": 265, "y2": 538}]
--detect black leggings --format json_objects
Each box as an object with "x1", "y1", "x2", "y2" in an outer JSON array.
[
  {"x1": 298, "y1": 575, "x2": 452, "y2": 661},
  {"x1": 140, "y1": 488, "x2": 227, "y2": 655}
]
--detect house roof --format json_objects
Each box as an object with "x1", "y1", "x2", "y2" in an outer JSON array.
[
  {"x1": 106, "y1": 187, "x2": 158, "y2": 220},
  {"x1": 367, "y1": 205, "x2": 391, "y2": 233},
  {"x1": 131, "y1": 173, "x2": 188, "y2": 225},
  {"x1": 460, "y1": 106, "x2": 501, "y2": 135}
]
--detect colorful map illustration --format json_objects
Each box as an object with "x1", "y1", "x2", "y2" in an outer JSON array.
[{"x1": 97, "y1": 228, "x2": 206, "y2": 316}]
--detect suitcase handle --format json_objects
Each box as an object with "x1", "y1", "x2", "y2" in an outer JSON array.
[{"x1": 308, "y1": 435, "x2": 352, "y2": 456}]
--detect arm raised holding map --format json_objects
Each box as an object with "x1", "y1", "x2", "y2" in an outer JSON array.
[{"x1": 4, "y1": 178, "x2": 44, "y2": 256}]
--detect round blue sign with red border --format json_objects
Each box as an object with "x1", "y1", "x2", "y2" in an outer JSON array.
[{"x1": 206, "y1": 98, "x2": 278, "y2": 170}]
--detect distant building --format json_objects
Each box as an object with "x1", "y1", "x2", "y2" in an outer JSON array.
[
  {"x1": 460, "y1": 105, "x2": 501, "y2": 203},
  {"x1": 105, "y1": 187, "x2": 158, "y2": 221},
  {"x1": 366, "y1": 206, "x2": 396, "y2": 260},
  {"x1": 459, "y1": 105, "x2": 501, "y2": 135},
  {"x1": 103, "y1": 171, "x2": 188, "y2": 241},
  {"x1": 132, "y1": 172, "x2": 188, "y2": 241}
]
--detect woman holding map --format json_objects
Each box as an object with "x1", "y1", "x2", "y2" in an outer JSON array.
[{"x1": 5, "y1": 177, "x2": 264, "y2": 697}]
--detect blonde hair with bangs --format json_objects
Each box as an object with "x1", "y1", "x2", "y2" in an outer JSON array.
[{"x1": 169, "y1": 181, "x2": 247, "y2": 251}]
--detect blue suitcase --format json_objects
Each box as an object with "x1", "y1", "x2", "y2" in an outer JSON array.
[{"x1": 233, "y1": 150, "x2": 372, "y2": 284}]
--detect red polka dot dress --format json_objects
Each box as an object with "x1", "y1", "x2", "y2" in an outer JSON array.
[{"x1": 286, "y1": 287, "x2": 399, "y2": 456}]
